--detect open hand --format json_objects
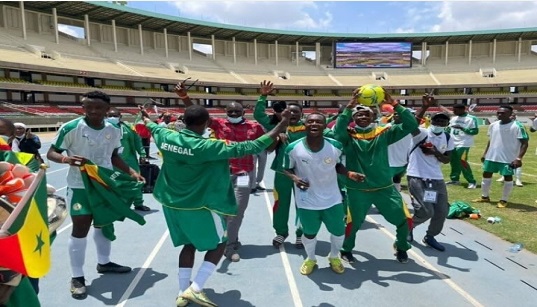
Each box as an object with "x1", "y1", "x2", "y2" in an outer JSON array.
[
  {"x1": 174, "y1": 80, "x2": 188, "y2": 97},
  {"x1": 260, "y1": 80, "x2": 275, "y2": 96},
  {"x1": 131, "y1": 172, "x2": 146, "y2": 183},
  {"x1": 422, "y1": 94, "x2": 436, "y2": 108}
]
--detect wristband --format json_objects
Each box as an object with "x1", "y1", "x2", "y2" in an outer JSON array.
[{"x1": 61, "y1": 156, "x2": 68, "y2": 164}]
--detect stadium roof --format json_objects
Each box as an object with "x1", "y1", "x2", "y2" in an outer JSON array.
[{"x1": 7, "y1": 1, "x2": 537, "y2": 45}]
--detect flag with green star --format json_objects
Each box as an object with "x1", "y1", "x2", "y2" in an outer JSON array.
[{"x1": 0, "y1": 167, "x2": 50, "y2": 278}]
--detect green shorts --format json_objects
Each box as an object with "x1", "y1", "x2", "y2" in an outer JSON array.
[
  {"x1": 66, "y1": 188, "x2": 92, "y2": 216},
  {"x1": 298, "y1": 203, "x2": 345, "y2": 237},
  {"x1": 390, "y1": 166, "x2": 407, "y2": 178},
  {"x1": 162, "y1": 206, "x2": 227, "y2": 251},
  {"x1": 482, "y1": 160, "x2": 514, "y2": 176}
]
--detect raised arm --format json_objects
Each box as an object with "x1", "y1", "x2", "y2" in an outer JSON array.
[
  {"x1": 333, "y1": 90, "x2": 359, "y2": 145},
  {"x1": 253, "y1": 80, "x2": 277, "y2": 131}
]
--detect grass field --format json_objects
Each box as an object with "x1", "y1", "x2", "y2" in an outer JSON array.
[{"x1": 404, "y1": 125, "x2": 537, "y2": 253}]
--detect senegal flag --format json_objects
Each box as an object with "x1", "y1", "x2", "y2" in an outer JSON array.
[
  {"x1": 79, "y1": 161, "x2": 146, "y2": 241},
  {"x1": 0, "y1": 166, "x2": 50, "y2": 278}
]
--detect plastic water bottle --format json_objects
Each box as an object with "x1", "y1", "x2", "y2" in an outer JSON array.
[{"x1": 509, "y1": 243, "x2": 524, "y2": 253}]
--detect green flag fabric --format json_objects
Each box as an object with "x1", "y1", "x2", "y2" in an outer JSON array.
[{"x1": 79, "y1": 161, "x2": 146, "y2": 240}]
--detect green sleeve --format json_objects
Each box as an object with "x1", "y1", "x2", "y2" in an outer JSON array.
[
  {"x1": 462, "y1": 116, "x2": 479, "y2": 135},
  {"x1": 253, "y1": 95, "x2": 275, "y2": 130},
  {"x1": 387, "y1": 104, "x2": 419, "y2": 144},
  {"x1": 132, "y1": 129, "x2": 146, "y2": 157},
  {"x1": 198, "y1": 135, "x2": 274, "y2": 161},
  {"x1": 333, "y1": 108, "x2": 352, "y2": 145},
  {"x1": 147, "y1": 122, "x2": 173, "y2": 146}
]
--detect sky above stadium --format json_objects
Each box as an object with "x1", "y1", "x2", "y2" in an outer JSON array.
[
  {"x1": 125, "y1": 1, "x2": 537, "y2": 33},
  {"x1": 59, "y1": 1, "x2": 537, "y2": 37}
]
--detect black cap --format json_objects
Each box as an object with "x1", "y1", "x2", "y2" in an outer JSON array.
[{"x1": 431, "y1": 112, "x2": 450, "y2": 120}]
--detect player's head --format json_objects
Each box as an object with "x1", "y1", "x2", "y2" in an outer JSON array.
[
  {"x1": 431, "y1": 113, "x2": 450, "y2": 128},
  {"x1": 352, "y1": 105, "x2": 375, "y2": 128},
  {"x1": 0, "y1": 117, "x2": 15, "y2": 143},
  {"x1": 183, "y1": 105, "x2": 210, "y2": 132},
  {"x1": 82, "y1": 91, "x2": 111, "y2": 123},
  {"x1": 287, "y1": 102, "x2": 303, "y2": 125},
  {"x1": 226, "y1": 102, "x2": 245, "y2": 123},
  {"x1": 496, "y1": 105, "x2": 513, "y2": 122},
  {"x1": 452, "y1": 103, "x2": 466, "y2": 116},
  {"x1": 304, "y1": 112, "x2": 326, "y2": 137}
]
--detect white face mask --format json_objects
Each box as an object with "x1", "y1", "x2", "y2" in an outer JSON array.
[
  {"x1": 355, "y1": 123, "x2": 376, "y2": 131},
  {"x1": 227, "y1": 116, "x2": 243, "y2": 124},
  {"x1": 430, "y1": 125, "x2": 445, "y2": 134},
  {"x1": 106, "y1": 117, "x2": 120, "y2": 125}
]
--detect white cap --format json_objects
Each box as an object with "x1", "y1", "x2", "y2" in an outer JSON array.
[{"x1": 13, "y1": 122, "x2": 26, "y2": 129}]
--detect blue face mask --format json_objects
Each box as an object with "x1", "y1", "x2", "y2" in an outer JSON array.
[
  {"x1": 106, "y1": 117, "x2": 120, "y2": 125},
  {"x1": 430, "y1": 125, "x2": 445, "y2": 134},
  {"x1": 355, "y1": 123, "x2": 375, "y2": 131},
  {"x1": 227, "y1": 116, "x2": 243, "y2": 124}
]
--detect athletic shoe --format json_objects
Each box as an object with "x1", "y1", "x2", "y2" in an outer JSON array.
[
  {"x1": 515, "y1": 179, "x2": 523, "y2": 187},
  {"x1": 497, "y1": 177, "x2": 504, "y2": 182},
  {"x1": 181, "y1": 287, "x2": 217, "y2": 307},
  {"x1": 272, "y1": 235, "x2": 287, "y2": 248},
  {"x1": 224, "y1": 247, "x2": 240, "y2": 262},
  {"x1": 255, "y1": 185, "x2": 266, "y2": 191},
  {"x1": 472, "y1": 196, "x2": 491, "y2": 203},
  {"x1": 446, "y1": 181, "x2": 460, "y2": 185},
  {"x1": 134, "y1": 205, "x2": 151, "y2": 211},
  {"x1": 250, "y1": 189, "x2": 257, "y2": 194},
  {"x1": 70, "y1": 277, "x2": 87, "y2": 300},
  {"x1": 97, "y1": 262, "x2": 132, "y2": 274},
  {"x1": 295, "y1": 237, "x2": 304, "y2": 249},
  {"x1": 176, "y1": 295, "x2": 190, "y2": 307},
  {"x1": 328, "y1": 257, "x2": 345, "y2": 274},
  {"x1": 300, "y1": 259, "x2": 317, "y2": 275},
  {"x1": 422, "y1": 235, "x2": 446, "y2": 252},
  {"x1": 340, "y1": 251, "x2": 356, "y2": 264},
  {"x1": 393, "y1": 244, "x2": 409, "y2": 264},
  {"x1": 497, "y1": 200, "x2": 508, "y2": 208},
  {"x1": 467, "y1": 183, "x2": 477, "y2": 189}
]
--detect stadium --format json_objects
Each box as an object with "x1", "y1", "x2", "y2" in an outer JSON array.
[
  {"x1": 1, "y1": 1, "x2": 537, "y2": 131},
  {"x1": 1, "y1": 2, "x2": 537, "y2": 307}
]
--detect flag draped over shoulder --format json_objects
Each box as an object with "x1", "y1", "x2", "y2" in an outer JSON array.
[
  {"x1": 0, "y1": 166, "x2": 50, "y2": 278},
  {"x1": 79, "y1": 161, "x2": 146, "y2": 241}
]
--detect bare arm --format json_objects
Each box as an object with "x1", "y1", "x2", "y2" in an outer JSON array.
[
  {"x1": 111, "y1": 149, "x2": 145, "y2": 182},
  {"x1": 481, "y1": 140, "x2": 490, "y2": 163},
  {"x1": 174, "y1": 80, "x2": 194, "y2": 107}
]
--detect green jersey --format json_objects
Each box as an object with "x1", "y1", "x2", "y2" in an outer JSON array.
[
  {"x1": 333, "y1": 104, "x2": 418, "y2": 190},
  {"x1": 147, "y1": 122, "x2": 273, "y2": 215},
  {"x1": 253, "y1": 95, "x2": 333, "y2": 171},
  {"x1": 117, "y1": 122, "x2": 146, "y2": 171}
]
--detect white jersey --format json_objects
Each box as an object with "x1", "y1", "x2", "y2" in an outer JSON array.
[
  {"x1": 407, "y1": 128, "x2": 455, "y2": 180},
  {"x1": 485, "y1": 120, "x2": 529, "y2": 163},
  {"x1": 388, "y1": 133, "x2": 412, "y2": 167},
  {"x1": 52, "y1": 117, "x2": 122, "y2": 188},
  {"x1": 449, "y1": 114, "x2": 479, "y2": 148},
  {"x1": 283, "y1": 137, "x2": 343, "y2": 210}
]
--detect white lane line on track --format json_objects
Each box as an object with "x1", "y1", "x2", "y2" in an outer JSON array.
[
  {"x1": 115, "y1": 230, "x2": 170, "y2": 307},
  {"x1": 261, "y1": 181, "x2": 303, "y2": 307},
  {"x1": 366, "y1": 215, "x2": 484, "y2": 307},
  {"x1": 47, "y1": 167, "x2": 69, "y2": 174}
]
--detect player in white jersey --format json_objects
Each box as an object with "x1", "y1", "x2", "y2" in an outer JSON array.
[
  {"x1": 388, "y1": 108, "x2": 415, "y2": 192},
  {"x1": 447, "y1": 104, "x2": 479, "y2": 189},
  {"x1": 473, "y1": 105, "x2": 529, "y2": 208},
  {"x1": 282, "y1": 113, "x2": 364, "y2": 276},
  {"x1": 47, "y1": 91, "x2": 145, "y2": 299}
]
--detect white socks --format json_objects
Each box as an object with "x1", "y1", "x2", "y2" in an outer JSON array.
[
  {"x1": 481, "y1": 178, "x2": 492, "y2": 198},
  {"x1": 69, "y1": 236, "x2": 87, "y2": 278},
  {"x1": 302, "y1": 236, "x2": 317, "y2": 261},
  {"x1": 93, "y1": 228, "x2": 111, "y2": 265},
  {"x1": 191, "y1": 261, "x2": 216, "y2": 292},
  {"x1": 178, "y1": 267, "x2": 193, "y2": 293},
  {"x1": 515, "y1": 168, "x2": 522, "y2": 181},
  {"x1": 502, "y1": 181, "x2": 514, "y2": 201},
  {"x1": 330, "y1": 234, "x2": 345, "y2": 259}
]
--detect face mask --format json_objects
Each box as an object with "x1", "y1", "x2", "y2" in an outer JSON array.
[
  {"x1": 430, "y1": 125, "x2": 445, "y2": 134},
  {"x1": 227, "y1": 116, "x2": 243, "y2": 124},
  {"x1": 106, "y1": 117, "x2": 120, "y2": 125},
  {"x1": 355, "y1": 123, "x2": 375, "y2": 131}
]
